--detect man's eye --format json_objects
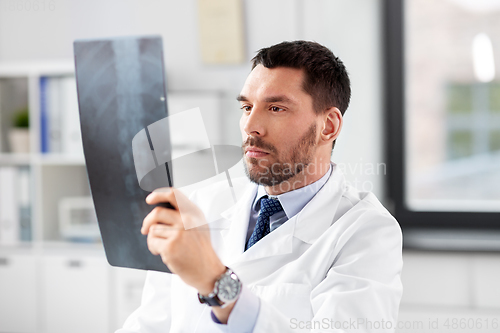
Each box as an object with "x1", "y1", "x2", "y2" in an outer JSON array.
[
  {"x1": 270, "y1": 106, "x2": 284, "y2": 112},
  {"x1": 241, "y1": 105, "x2": 252, "y2": 112}
]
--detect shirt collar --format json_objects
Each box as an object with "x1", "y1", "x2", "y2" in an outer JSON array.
[{"x1": 253, "y1": 163, "x2": 333, "y2": 219}]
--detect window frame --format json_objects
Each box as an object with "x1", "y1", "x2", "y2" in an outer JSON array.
[{"x1": 383, "y1": 0, "x2": 500, "y2": 233}]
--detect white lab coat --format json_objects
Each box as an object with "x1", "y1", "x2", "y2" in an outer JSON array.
[{"x1": 117, "y1": 165, "x2": 403, "y2": 333}]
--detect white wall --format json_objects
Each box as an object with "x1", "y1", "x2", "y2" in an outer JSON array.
[{"x1": 0, "y1": 0, "x2": 386, "y2": 198}]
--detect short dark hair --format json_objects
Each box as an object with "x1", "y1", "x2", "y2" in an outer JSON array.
[
  {"x1": 251, "y1": 41, "x2": 350, "y2": 150},
  {"x1": 251, "y1": 41, "x2": 351, "y2": 116}
]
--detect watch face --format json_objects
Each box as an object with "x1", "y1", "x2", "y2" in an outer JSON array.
[{"x1": 217, "y1": 274, "x2": 241, "y2": 303}]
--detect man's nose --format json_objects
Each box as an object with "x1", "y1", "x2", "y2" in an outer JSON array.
[{"x1": 242, "y1": 106, "x2": 266, "y2": 136}]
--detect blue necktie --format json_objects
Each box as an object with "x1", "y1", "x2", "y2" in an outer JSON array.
[{"x1": 246, "y1": 196, "x2": 284, "y2": 250}]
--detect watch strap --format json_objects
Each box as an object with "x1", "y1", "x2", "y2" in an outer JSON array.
[{"x1": 198, "y1": 293, "x2": 223, "y2": 307}]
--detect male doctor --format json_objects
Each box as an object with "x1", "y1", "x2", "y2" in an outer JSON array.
[{"x1": 118, "y1": 40, "x2": 403, "y2": 332}]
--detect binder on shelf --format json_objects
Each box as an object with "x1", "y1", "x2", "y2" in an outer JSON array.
[
  {"x1": 0, "y1": 167, "x2": 20, "y2": 244},
  {"x1": 39, "y1": 76, "x2": 83, "y2": 156},
  {"x1": 40, "y1": 77, "x2": 49, "y2": 153},
  {"x1": 18, "y1": 166, "x2": 32, "y2": 242},
  {"x1": 0, "y1": 166, "x2": 32, "y2": 244},
  {"x1": 47, "y1": 77, "x2": 62, "y2": 153}
]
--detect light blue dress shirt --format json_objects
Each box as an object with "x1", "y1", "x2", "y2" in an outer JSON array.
[{"x1": 211, "y1": 164, "x2": 333, "y2": 330}]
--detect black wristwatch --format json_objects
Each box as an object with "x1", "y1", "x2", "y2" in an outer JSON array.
[{"x1": 197, "y1": 266, "x2": 242, "y2": 308}]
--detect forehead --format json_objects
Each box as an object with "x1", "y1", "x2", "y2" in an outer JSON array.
[{"x1": 240, "y1": 65, "x2": 307, "y2": 100}]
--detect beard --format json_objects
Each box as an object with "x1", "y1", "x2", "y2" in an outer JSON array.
[{"x1": 242, "y1": 123, "x2": 317, "y2": 187}]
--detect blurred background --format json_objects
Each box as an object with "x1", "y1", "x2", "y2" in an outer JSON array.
[{"x1": 0, "y1": 0, "x2": 499, "y2": 332}]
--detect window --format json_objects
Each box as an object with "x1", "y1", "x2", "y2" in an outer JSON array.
[{"x1": 385, "y1": 0, "x2": 500, "y2": 234}]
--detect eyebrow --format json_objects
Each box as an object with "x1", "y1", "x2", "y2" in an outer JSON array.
[{"x1": 236, "y1": 94, "x2": 296, "y2": 105}]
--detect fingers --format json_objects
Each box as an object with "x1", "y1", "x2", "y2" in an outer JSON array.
[
  {"x1": 146, "y1": 187, "x2": 181, "y2": 210},
  {"x1": 146, "y1": 232, "x2": 170, "y2": 256},
  {"x1": 149, "y1": 223, "x2": 176, "y2": 238},
  {"x1": 141, "y1": 205, "x2": 181, "y2": 235}
]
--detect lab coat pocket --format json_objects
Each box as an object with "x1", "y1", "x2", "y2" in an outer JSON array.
[{"x1": 249, "y1": 283, "x2": 313, "y2": 322}]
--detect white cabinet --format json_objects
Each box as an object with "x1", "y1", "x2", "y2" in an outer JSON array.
[
  {"x1": 0, "y1": 248, "x2": 149, "y2": 333},
  {"x1": 0, "y1": 252, "x2": 37, "y2": 333},
  {"x1": 41, "y1": 253, "x2": 109, "y2": 333},
  {"x1": 111, "y1": 267, "x2": 148, "y2": 330}
]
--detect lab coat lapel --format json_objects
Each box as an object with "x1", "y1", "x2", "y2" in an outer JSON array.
[
  {"x1": 292, "y1": 165, "x2": 345, "y2": 244},
  {"x1": 217, "y1": 183, "x2": 256, "y2": 264}
]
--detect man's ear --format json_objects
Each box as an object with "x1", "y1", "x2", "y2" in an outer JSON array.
[{"x1": 320, "y1": 107, "x2": 343, "y2": 145}]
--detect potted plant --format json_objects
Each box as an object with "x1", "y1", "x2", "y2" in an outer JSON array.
[{"x1": 9, "y1": 106, "x2": 30, "y2": 153}]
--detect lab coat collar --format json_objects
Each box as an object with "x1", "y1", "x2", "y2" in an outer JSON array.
[
  {"x1": 216, "y1": 182, "x2": 251, "y2": 264},
  {"x1": 218, "y1": 163, "x2": 345, "y2": 265},
  {"x1": 292, "y1": 163, "x2": 345, "y2": 244}
]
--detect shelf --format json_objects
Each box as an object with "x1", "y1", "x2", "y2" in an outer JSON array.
[
  {"x1": 41, "y1": 241, "x2": 104, "y2": 251},
  {"x1": 0, "y1": 241, "x2": 105, "y2": 256},
  {"x1": 34, "y1": 153, "x2": 86, "y2": 166},
  {"x1": 0, "y1": 242, "x2": 37, "y2": 253},
  {"x1": 0, "y1": 60, "x2": 75, "y2": 77},
  {"x1": 40, "y1": 241, "x2": 106, "y2": 258},
  {"x1": 0, "y1": 153, "x2": 31, "y2": 165},
  {"x1": 0, "y1": 61, "x2": 120, "y2": 333},
  {"x1": 0, "y1": 153, "x2": 87, "y2": 165}
]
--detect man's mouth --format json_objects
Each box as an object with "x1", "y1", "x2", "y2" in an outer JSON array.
[{"x1": 245, "y1": 147, "x2": 270, "y2": 158}]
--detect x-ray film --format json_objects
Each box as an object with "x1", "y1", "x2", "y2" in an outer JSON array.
[
  {"x1": 75, "y1": 36, "x2": 244, "y2": 273},
  {"x1": 74, "y1": 36, "x2": 172, "y2": 272}
]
